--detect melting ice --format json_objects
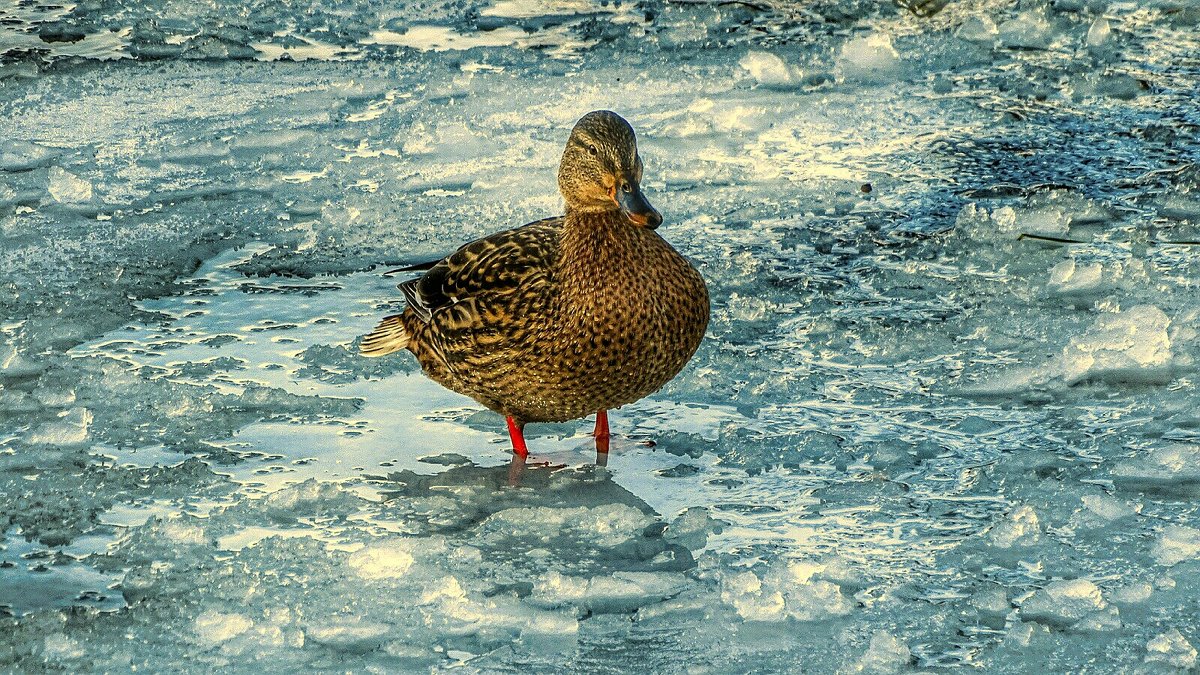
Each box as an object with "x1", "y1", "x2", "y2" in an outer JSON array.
[{"x1": 2, "y1": 0, "x2": 1200, "y2": 672}]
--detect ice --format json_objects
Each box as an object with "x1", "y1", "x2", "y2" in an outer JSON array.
[
  {"x1": 970, "y1": 587, "x2": 1010, "y2": 617},
  {"x1": 997, "y1": 11, "x2": 1057, "y2": 50},
  {"x1": 1019, "y1": 579, "x2": 1110, "y2": 628},
  {"x1": 1080, "y1": 494, "x2": 1138, "y2": 521},
  {"x1": 837, "y1": 34, "x2": 902, "y2": 83},
  {"x1": 193, "y1": 610, "x2": 255, "y2": 646},
  {"x1": 530, "y1": 571, "x2": 687, "y2": 613},
  {"x1": 1152, "y1": 525, "x2": 1200, "y2": 566},
  {"x1": 3, "y1": 0, "x2": 1200, "y2": 671},
  {"x1": 956, "y1": 16, "x2": 998, "y2": 43},
  {"x1": 969, "y1": 305, "x2": 1179, "y2": 395},
  {"x1": 46, "y1": 167, "x2": 93, "y2": 203},
  {"x1": 986, "y1": 504, "x2": 1041, "y2": 548},
  {"x1": 1112, "y1": 445, "x2": 1200, "y2": 494},
  {"x1": 1146, "y1": 629, "x2": 1198, "y2": 670},
  {"x1": 25, "y1": 407, "x2": 92, "y2": 446},
  {"x1": 720, "y1": 562, "x2": 852, "y2": 622},
  {"x1": 851, "y1": 631, "x2": 912, "y2": 674},
  {"x1": 740, "y1": 51, "x2": 798, "y2": 88}
]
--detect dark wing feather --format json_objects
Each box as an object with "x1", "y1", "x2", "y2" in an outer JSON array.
[{"x1": 400, "y1": 216, "x2": 563, "y2": 324}]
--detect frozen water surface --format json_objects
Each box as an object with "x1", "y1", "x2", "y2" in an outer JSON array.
[{"x1": 3, "y1": 0, "x2": 1200, "y2": 672}]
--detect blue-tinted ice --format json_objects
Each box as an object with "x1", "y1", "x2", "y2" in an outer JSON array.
[{"x1": 2, "y1": 0, "x2": 1200, "y2": 672}]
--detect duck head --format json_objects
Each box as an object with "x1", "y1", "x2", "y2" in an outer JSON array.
[{"x1": 558, "y1": 110, "x2": 662, "y2": 229}]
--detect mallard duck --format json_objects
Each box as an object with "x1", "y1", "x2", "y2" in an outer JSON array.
[{"x1": 360, "y1": 110, "x2": 709, "y2": 460}]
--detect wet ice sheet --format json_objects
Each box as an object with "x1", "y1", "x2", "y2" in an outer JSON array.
[{"x1": 3, "y1": 0, "x2": 1200, "y2": 672}]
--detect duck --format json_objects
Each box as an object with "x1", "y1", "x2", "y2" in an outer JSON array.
[{"x1": 360, "y1": 110, "x2": 709, "y2": 462}]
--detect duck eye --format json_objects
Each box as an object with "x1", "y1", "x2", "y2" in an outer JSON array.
[
  {"x1": 621, "y1": 183, "x2": 631, "y2": 193},
  {"x1": 587, "y1": 144, "x2": 598, "y2": 156}
]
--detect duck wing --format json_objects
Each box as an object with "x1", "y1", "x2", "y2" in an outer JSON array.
[{"x1": 400, "y1": 216, "x2": 563, "y2": 325}]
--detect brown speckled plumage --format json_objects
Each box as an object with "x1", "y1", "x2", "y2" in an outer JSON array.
[{"x1": 361, "y1": 111, "x2": 709, "y2": 435}]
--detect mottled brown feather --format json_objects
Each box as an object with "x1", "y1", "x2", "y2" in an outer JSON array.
[{"x1": 361, "y1": 112, "x2": 709, "y2": 425}]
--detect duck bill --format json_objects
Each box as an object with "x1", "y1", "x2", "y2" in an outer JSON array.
[{"x1": 617, "y1": 184, "x2": 663, "y2": 230}]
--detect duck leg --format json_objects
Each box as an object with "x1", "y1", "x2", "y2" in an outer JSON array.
[
  {"x1": 506, "y1": 416, "x2": 529, "y2": 458},
  {"x1": 593, "y1": 410, "x2": 610, "y2": 466}
]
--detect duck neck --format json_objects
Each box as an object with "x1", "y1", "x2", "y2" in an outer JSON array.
[{"x1": 558, "y1": 208, "x2": 643, "y2": 304}]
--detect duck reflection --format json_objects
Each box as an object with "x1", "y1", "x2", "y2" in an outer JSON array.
[{"x1": 371, "y1": 457, "x2": 696, "y2": 577}]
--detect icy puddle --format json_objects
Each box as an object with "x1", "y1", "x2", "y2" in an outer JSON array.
[{"x1": 73, "y1": 244, "x2": 742, "y2": 496}]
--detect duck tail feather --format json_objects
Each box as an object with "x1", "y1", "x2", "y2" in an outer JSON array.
[{"x1": 359, "y1": 314, "x2": 410, "y2": 357}]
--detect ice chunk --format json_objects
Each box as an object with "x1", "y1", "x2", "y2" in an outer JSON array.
[
  {"x1": 194, "y1": 610, "x2": 254, "y2": 646},
  {"x1": 1146, "y1": 629, "x2": 1198, "y2": 669},
  {"x1": 838, "y1": 33, "x2": 901, "y2": 83},
  {"x1": 1086, "y1": 18, "x2": 1112, "y2": 49},
  {"x1": 956, "y1": 16, "x2": 997, "y2": 43},
  {"x1": 1080, "y1": 494, "x2": 1138, "y2": 521},
  {"x1": 1072, "y1": 73, "x2": 1147, "y2": 101},
  {"x1": 720, "y1": 562, "x2": 851, "y2": 622},
  {"x1": 1019, "y1": 579, "x2": 1107, "y2": 627},
  {"x1": 305, "y1": 618, "x2": 391, "y2": 652},
  {"x1": 1110, "y1": 582, "x2": 1153, "y2": 605},
  {"x1": 852, "y1": 631, "x2": 912, "y2": 674},
  {"x1": 969, "y1": 305, "x2": 1176, "y2": 395},
  {"x1": 26, "y1": 407, "x2": 92, "y2": 446},
  {"x1": 997, "y1": 11, "x2": 1055, "y2": 50},
  {"x1": 665, "y1": 507, "x2": 718, "y2": 550},
  {"x1": 740, "y1": 51, "x2": 798, "y2": 88},
  {"x1": 1048, "y1": 259, "x2": 1102, "y2": 295},
  {"x1": 478, "y1": 504, "x2": 653, "y2": 548},
  {"x1": 1002, "y1": 621, "x2": 1049, "y2": 648},
  {"x1": 529, "y1": 571, "x2": 686, "y2": 613},
  {"x1": 1114, "y1": 445, "x2": 1200, "y2": 493},
  {"x1": 42, "y1": 634, "x2": 86, "y2": 660},
  {"x1": 348, "y1": 540, "x2": 417, "y2": 579},
  {"x1": 992, "y1": 204, "x2": 1071, "y2": 237},
  {"x1": 1153, "y1": 525, "x2": 1200, "y2": 566},
  {"x1": 159, "y1": 517, "x2": 208, "y2": 545},
  {"x1": 1, "y1": 343, "x2": 44, "y2": 378},
  {"x1": 986, "y1": 505, "x2": 1040, "y2": 548},
  {"x1": 1060, "y1": 306, "x2": 1173, "y2": 384},
  {"x1": 970, "y1": 586, "x2": 1010, "y2": 617},
  {"x1": 260, "y1": 478, "x2": 351, "y2": 520},
  {"x1": 47, "y1": 167, "x2": 93, "y2": 203},
  {"x1": 1050, "y1": 257, "x2": 1141, "y2": 296},
  {"x1": 0, "y1": 140, "x2": 58, "y2": 170}
]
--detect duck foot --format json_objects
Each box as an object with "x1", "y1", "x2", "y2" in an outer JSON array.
[{"x1": 507, "y1": 455, "x2": 568, "y2": 486}]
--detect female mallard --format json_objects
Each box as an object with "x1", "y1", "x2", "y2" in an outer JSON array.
[{"x1": 360, "y1": 110, "x2": 709, "y2": 459}]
